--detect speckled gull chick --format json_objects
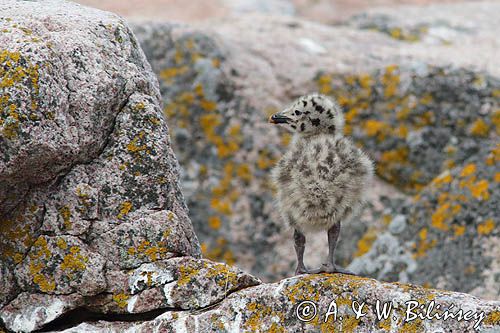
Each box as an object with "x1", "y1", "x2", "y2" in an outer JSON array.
[{"x1": 269, "y1": 93, "x2": 374, "y2": 275}]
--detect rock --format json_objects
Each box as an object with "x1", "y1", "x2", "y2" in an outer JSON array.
[
  {"x1": 349, "y1": 143, "x2": 500, "y2": 299},
  {"x1": 0, "y1": 0, "x2": 212, "y2": 331},
  {"x1": 61, "y1": 274, "x2": 500, "y2": 332}
]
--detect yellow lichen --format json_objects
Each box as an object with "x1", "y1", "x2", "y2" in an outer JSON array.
[
  {"x1": 126, "y1": 131, "x2": 148, "y2": 156},
  {"x1": 58, "y1": 206, "x2": 72, "y2": 229},
  {"x1": 208, "y1": 216, "x2": 222, "y2": 230},
  {"x1": 355, "y1": 229, "x2": 377, "y2": 257},
  {"x1": 60, "y1": 246, "x2": 87, "y2": 276},
  {"x1": 117, "y1": 201, "x2": 132, "y2": 219},
  {"x1": 236, "y1": 164, "x2": 252, "y2": 182},
  {"x1": 200, "y1": 99, "x2": 217, "y2": 112},
  {"x1": 56, "y1": 238, "x2": 67, "y2": 250},
  {"x1": 469, "y1": 118, "x2": 490, "y2": 137},
  {"x1": 159, "y1": 66, "x2": 188, "y2": 82},
  {"x1": 491, "y1": 110, "x2": 500, "y2": 135},
  {"x1": 112, "y1": 293, "x2": 130, "y2": 308},
  {"x1": 413, "y1": 228, "x2": 437, "y2": 258},
  {"x1": 484, "y1": 311, "x2": 500, "y2": 325},
  {"x1": 453, "y1": 225, "x2": 466, "y2": 237},
  {"x1": 431, "y1": 203, "x2": 461, "y2": 231},
  {"x1": 210, "y1": 198, "x2": 232, "y2": 215},
  {"x1": 470, "y1": 179, "x2": 489, "y2": 200},
  {"x1": 460, "y1": 163, "x2": 476, "y2": 177},
  {"x1": 132, "y1": 240, "x2": 168, "y2": 261},
  {"x1": 477, "y1": 219, "x2": 495, "y2": 235}
]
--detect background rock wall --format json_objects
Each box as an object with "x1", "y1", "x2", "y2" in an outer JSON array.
[{"x1": 133, "y1": 1, "x2": 499, "y2": 294}]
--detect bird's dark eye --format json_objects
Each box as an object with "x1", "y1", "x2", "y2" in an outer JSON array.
[{"x1": 295, "y1": 110, "x2": 302, "y2": 116}]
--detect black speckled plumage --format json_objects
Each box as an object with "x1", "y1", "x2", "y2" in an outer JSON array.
[{"x1": 270, "y1": 93, "x2": 374, "y2": 275}]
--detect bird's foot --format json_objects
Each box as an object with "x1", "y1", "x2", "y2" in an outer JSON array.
[
  {"x1": 295, "y1": 266, "x2": 310, "y2": 275},
  {"x1": 310, "y1": 263, "x2": 356, "y2": 275}
]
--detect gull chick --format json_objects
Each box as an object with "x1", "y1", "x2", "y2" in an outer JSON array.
[{"x1": 270, "y1": 93, "x2": 374, "y2": 275}]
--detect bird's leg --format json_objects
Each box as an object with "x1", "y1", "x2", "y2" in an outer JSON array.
[
  {"x1": 311, "y1": 221, "x2": 355, "y2": 275},
  {"x1": 294, "y1": 229, "x2": 309, "y2": 275}
]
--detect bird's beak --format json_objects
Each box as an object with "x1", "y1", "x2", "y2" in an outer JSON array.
[{"x1": 269, "y1": 112, "x2": 291, "y2": 124}]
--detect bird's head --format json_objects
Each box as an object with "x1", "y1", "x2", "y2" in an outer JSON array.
[{"x1": 269, "y1": 93, "x2": 344, "y2": 137}]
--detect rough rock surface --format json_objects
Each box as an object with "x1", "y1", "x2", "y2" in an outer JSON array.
[
  {"x1": 0, "y1": 1, "x2": 263, "y2": 331},
  {"x1": 349, "y1": 143, "x2": 500, "y2": 300},
  {"x1": 132, "y1": 0, "x2": 499, "y2": 283},
  {"x1": 63, "y1": 274, "x2": 500, "y2": 332}
]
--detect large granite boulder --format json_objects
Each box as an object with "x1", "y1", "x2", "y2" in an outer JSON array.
[{"x1": 0, "y1": 1, "x2": 259, "y2": 332}]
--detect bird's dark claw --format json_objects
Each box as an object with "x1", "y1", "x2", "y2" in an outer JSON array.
[
  {"x1": 295, "y1": 266, "x2": 310, "y2": 275},
  {"x1": 310, "y1": 263, "x2": 356, "y2": 275}
]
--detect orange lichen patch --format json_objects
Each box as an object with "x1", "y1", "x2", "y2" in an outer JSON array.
[
  {"x1": 460, "y1": 163, "x2": 476, "y2": 178},
  {"x1": 362, "y1": 119, "x2": 389, "y2": 140},
  {"x1": 395, "y1": 106, "x2": 411, "y2": 121},
  {"x1": 470, "y1": 179, "x2": 490, "y2": 200},
  {"x1": 354, "y1": 229, "x2": 377, "y2": 257},
  {"x1": 431, "y1": 203, "x2": 461, "y2": 231},
  {"x1": 344, "y1": 107, "x2": 358, "y2": 124},
  {"x1": 283, "y1": 275, "x2": 322, "y2": 303},
  {"x1": 29, "y1": 237, "x2": 56, "y2": 292},
  {"x1": 117, "y1": 201, "x2": 132, "y2": 219},
  {"x1": 381, "y1": 65, "x2": 400, "y2": 98},
  {"x1": 394, "y1": 124, "x2": 409, "y2": 138},
  {"x1": 208, "y1": 216, "x2": 222, "y2": 230},
  {"x1": 243, "y1": 301, "x2": 286, "y2": 332},
  {"x1": 200, "y1": 99, "x2": 217, "y2": 112},
  {"x1": 358, "y1": 73, "x2": 373, "y2": 89},
  {"x1": 1, "y1": 49, "x2": 40, "y2": 137},
  {"x1": 202, "y1": 238, "x2": 236, "y2": 266},
  {"x1": 58, "y1": 206, "x2": 72, "y2": 229},
  {"x1": 56, "y1": 238, "x2": 68, "y2": 250},
  {"x1": 126, "y1": 131, "x2": 149, "y2": 157},
  {"x1": 60, "y1": 246, "x2": 88, "y2": 277},
  {"x1": 130, "y1": 240, "x2": 169, "y2": 261},
  {"x1": 257, "y1": 149, "x2": 278, "y2": 170},
  {"x1": 281, "y1": 132, "x2": 292, "y2": 146},
  {"x1": 317, "y1": 74, "x2": 332, "y2": 94},
  {"x1": 484, "y1": 311, "x2": 500, "y2": 325},
  {"x1": 200, "y1": 113, "x2": 221, "y2": 134},
  {"x1": 419, "y1": 93, "x2": 434, "y2": 106},
  {"x1": 177, "y1": 91, "x2": 195, "y2": 105},
  {"x1": 159, "y1": 66, "x2": 188, "y2": 82},
  {"x1": 442, "y1": 159, "x2": 455, "y2": 169},
  {"x1": 377, "y1": 147, "x2": 410, "y2": 186},
  {"x1": 177, "y1": 259, "x2": 238, "y2": 288},
  {"x1": 211, "y1": 58, "x2": 220, "y2": 68},
  {"x1": 477, "y1": 219, "x2": 495, "y2": 235},
  {"x1": 492, "y1": 110, "x2": 500, "y2": 135},
  {"x1": 469, "y1": 118, "x2": 490, "y2": 137},
  {"x1": 112, "y1": 293, "x2": 130, "y2": 308},
  {"x1": 413, "y1": 228, "x2": 437, "y2": 258},
  {"x1": 452, "y1": 225, "x2": 466, "y2": 237},
  {"x1": 495, "y1": 172, "x2": 500, "y2": 183},
  {"x1": 236, "y1": 164, "x2": 252, "y2": 182},
  {"x1": 210, "y1": 198, "x2": 232, "y2": 215}
]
